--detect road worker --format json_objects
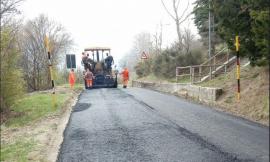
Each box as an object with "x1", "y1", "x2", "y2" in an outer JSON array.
[
  {"x1": 68, "y1": 69, "x2": 76, "y2": 89},
  {"x1": 81, "y1": 52, "x2": 88, "y2": 66},
  {"x1": 120, "y1": 67, "x2": 129, "y2": 88},
  {"x1": 84, "y1": 69, "x2": 94, "y2": 89},
  {"x1": 104, "y1": 53, "x2": 114, "y2": 73}
]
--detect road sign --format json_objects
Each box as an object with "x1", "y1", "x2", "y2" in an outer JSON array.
[
  {"x1": 141, "y1": 51, "x2": 148, "y2": 59},
  {"x1": 66, "y1": 54, "x2": 76, "y2": 69}
]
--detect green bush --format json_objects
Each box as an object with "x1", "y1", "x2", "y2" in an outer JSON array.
[
  {"x1": 135, "y1": 58, "x2": 152, "y2": 78},
  {"x1": 151, "y1": 47, "x2": 205, "y2": 79},
  {"x1": 0, "y1": 27, "x2": 25, "y2": 111}
]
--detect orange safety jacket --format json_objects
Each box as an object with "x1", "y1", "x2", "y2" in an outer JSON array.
[
  {"x1": 121, "y1": 69, "x2": 129, "y2": 80},
  {"x1": 69, "y1": 72, "x2": 75, "y2": 85}
]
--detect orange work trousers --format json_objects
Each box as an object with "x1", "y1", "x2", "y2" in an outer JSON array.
[
  {"x1": 86, "y1": 79, "x2": 93, "y2": 87},
  {"x1": 123, "y1": 79, "x2": 128, "y2": 86},
  {"x1": 70, "y1": 83, "x2": 75, "y2": 89}
]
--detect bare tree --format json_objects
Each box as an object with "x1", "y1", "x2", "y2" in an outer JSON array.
[
  {"x1": 133, "y1": 32, "x2": 153, "y2": 59},
  {"x1": 153, "y1": 22, "x2": 163, "y2": 55},
  {"x1": 161, "y1": 0, "x2": 191, "y2": 50},
  {"x1": 0, "y1": 0, "x2": 25, "y2": 111},
  {"x1": 0, "y1": 0, "x2": 24, "y2": 26},
  {"x1": 182, "y1": 28, "x2": 194, "y2": 54},
  {"x1": 119, "y1": 32, "x2": 154, "y2": 71},
  {"x1": 19, "y1": 14, "x2": 73, "y2": 91}
]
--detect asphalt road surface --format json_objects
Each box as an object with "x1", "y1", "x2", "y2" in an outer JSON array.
[{"x1": 57, "y1": 88, "x2": 269, "y2": 162}]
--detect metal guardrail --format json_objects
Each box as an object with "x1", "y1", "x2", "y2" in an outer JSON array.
[{"x1": 176, "y1": 47, "x2": 236, "y2": 83}]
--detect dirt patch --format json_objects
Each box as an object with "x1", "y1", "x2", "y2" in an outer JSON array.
[{"x1": 0, "y1": 87, "x2": 81, "y2": 162}]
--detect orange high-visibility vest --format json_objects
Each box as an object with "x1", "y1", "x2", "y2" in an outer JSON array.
[
  {"x1": 69, "y1": 72, "x2": 75, "y2": 85},
  {"x1": 122, "y1": 69, "x2": 129, "y2": 80}
]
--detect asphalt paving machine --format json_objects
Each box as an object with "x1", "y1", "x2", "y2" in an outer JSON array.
[{"x1": 82, "y1": 47, "x2": 118, "y2": 88}]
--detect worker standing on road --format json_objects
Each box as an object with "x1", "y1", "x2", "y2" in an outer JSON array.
[
  {"x1": 84, "y1": 69, "x2": 94, "y2": 89},
  {"x1": 69, "y1": 69, "x2": 76, "y2": 89},
  {"x1": 120, "y1": 67, "x2": 129, "y2": 88}
]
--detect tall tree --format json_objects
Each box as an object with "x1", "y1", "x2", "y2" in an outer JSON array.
[
  {"x1": 0, "y1": 0, "x2": 24, "y2": 27},
  {"x1": 161, "y1": 0, "x2": 191, "y2": 51},
  {"x1": 153, "y1": 22, "x2": 163, "y2": 55},
  {"x1": 212, "y1": 0, "x2": 269, "y2": 66},
  {"x1": 0, "y1": 0, "x2": 25, "y2": 111},
  {"x1": 193, "y1": 0, "x2": 221, "y2": 54},
  {"x1": 119, "y1": 32, "x2": 153, "y2": 71},
  {"x1": 248, "y1": 0, "x2": 270, "y2": 65},
  {"x1": 19, "y1": 14, "x2": 73, "y2": 91}
]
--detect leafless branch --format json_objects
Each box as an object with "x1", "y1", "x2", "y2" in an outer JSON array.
[
  {"x1": 161, "y1": 0, "x2": 176, "y2": 20},
  {"x1": 0, "y1": 0, "x2": 24, "y2": 21},
  {"x1": 178, "y1": 0, "x2": 190, "y2": 23}
]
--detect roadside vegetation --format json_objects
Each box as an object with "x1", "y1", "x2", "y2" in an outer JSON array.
[
  {"x1": 119, "y1": 0, "x2": 269, "y2": 125},
  {"x1": 199, "y1": 65, "x2": 269, "y2": 125},
  {"x1": 0, "y1": 1, "x2": 80, "y2": 161},
  {"x1": 1, "y1": 138, "x2": 36, "y2": 162},
  {"x1": 4, "y1": 92, "x2": 69, "y2": 127},
  {"x1": 0, "y1": 85, "x2": 82, "y2": 162},
  {"x1": 119, "y1": 0, "x2": 269, "y2": 80},
  {"x1": 1, "y1": 0, "x2": 73, "y2": 114}
]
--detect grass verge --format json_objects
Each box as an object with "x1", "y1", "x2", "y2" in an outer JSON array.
[
  {"x1": 5, "y1": 92, "x2": 70, "y2": 127},
  {"x1": 1, "y1": 138, "x2": 36, "y2": 162},
  {"x1": 136, "y1": 73, "x2": 191, "y2": 84},
  {"x1": 1, "y1": 86, "x2": 78, "y2": 162},
  {"x1": 61, "y1": 83, "x2": 84, "y2": 91}
]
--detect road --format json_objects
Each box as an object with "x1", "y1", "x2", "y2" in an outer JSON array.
[{"x1": 57, "y1": 88, "x2": 269, "y2": 162}]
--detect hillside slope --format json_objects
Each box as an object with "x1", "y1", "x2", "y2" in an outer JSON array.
[{"x1": 199, "y1": 65, "x2": 269, "y2": 125}]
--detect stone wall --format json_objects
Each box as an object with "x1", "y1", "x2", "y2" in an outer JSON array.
[{"x1": 132, "y1": 81, "x2": 222, "y2": 103}]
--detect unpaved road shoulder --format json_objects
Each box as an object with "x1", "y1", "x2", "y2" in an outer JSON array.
[{"x1": 1, "y1": 89, "x2": 81, "y2": 162}]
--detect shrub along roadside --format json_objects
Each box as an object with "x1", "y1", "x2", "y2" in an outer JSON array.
[{"x1": 135, "y1": 47, "x2": 205, "y2": 79}]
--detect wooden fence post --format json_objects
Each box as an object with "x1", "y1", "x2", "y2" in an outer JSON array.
[
  {"x1": 210, "y1": 66, "x2": 212, "y2": 80},
  {"x1": 199, "y1": 66, "x2": 202, "y2": 81},
  {"x1": 189, "y1": 66, "x2": 192, "y2": 83},
  {"x1": 213, "y1": 56, "x2": 216, "y2": 71},
  {"x1": 191, "y1": 67, "x2": 194, "y2": 84},
  {"x1": 176, "y1": 68, "x2": 178, "y2": 82}
]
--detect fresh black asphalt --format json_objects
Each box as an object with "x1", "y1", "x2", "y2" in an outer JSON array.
[{"x1": 57, "y1": 88, "x2": 269, "y2": 162}]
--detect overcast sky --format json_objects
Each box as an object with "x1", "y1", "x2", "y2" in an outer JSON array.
[{"x1": 19, "y1": 0, "x2": 198, "y2": 67}]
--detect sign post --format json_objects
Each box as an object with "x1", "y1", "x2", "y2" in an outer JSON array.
[
  {"x1": 45, "y1": 36, "x2": 57, "y2": 109},
  {"x1": 235, "y1": 36, "x2": 240, "y2": 101}
]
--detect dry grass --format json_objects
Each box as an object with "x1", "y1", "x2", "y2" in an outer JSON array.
[{"x1": 199, "y1": 65, "x2": 269, "y2": 126}]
